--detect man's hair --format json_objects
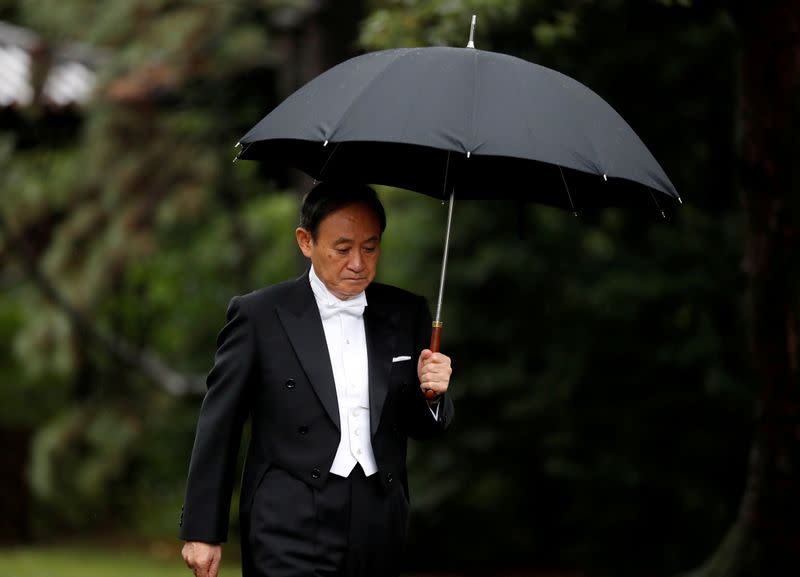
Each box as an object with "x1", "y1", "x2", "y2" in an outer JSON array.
[{"x1": 299, "y1": 181, "x2": 387, "y2": 240}]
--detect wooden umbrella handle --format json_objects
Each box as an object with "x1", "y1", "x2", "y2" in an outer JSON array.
[{"x1": 425, "y1": 322, "x2": 443, "y2": 400}]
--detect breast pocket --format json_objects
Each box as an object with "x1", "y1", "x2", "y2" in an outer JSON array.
[{"x1": 389, "y1": 355, "x2": 416, "y2": 389}]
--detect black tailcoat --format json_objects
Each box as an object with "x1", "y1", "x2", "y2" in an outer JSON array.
[{"x1": 180, "y1": 272, "x2": 454, "y2": 574}]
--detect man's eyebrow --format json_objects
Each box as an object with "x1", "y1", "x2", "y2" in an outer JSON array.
[{"x1": 333, "y1": 236, "x2": 379, "y2": 246}]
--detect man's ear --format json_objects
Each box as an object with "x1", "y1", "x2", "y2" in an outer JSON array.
[{"x1": 295, "y1": 227, "x2": 313, "y2": 257}]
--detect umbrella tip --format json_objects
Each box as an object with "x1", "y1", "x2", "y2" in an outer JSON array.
[
  {"x1": 234, "y1": 141, "x2": 241, "y2": 148},
  {"x1": 603, "y1": 173, "x2": 608, "y2": 182},
  {"x1": 466, "y1": 14, "x2": 477, "y2": 48},
  {"x1": 678, "y1": 196, "x2": 683, "y2": 204}
]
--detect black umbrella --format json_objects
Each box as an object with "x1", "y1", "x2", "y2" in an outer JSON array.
[{"x1": 236, "y1": 17, "x2": 679, "y2": 392}]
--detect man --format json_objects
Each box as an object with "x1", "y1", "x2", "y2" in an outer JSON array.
[{"x1": 180, "y1": 181, "x2": 454, "y2": 577}]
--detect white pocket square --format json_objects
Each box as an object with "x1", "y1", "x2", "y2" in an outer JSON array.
[{"x1": 392, "y1": 355, "x2": 412, "y2": 363}]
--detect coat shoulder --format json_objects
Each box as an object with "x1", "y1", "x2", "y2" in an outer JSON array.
[
  {"x1": 231, "y1": 276, "x2": 307, "y2": 313},
  {"x1": 367, "y1": 282, "x2": 427, "y2": 312}
]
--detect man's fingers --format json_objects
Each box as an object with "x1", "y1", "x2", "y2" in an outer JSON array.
[
  {"x1": 419, "y1": 367, "x2": 452, "y2": 382},
  {"x1": 420, "y1": 379, "x2": 447, "y2": 395},
  {"x1": 420, "y1": 351, "x2": 444, "y2": 363},
  {"x1": 190, "y1": 557, "x2": 206, "y2": 577},
  {"x1": 197, "y1": 551, "x2": 219, "y2": 577},
  {"x1": 183, "y1": 550, "x2": 196, "y2": 570},
  {"x1": 420, "y1": 353, "x2": 451, "y2": 371},
  {"x1": 200, "y1": 555, "x2": 219, "y2": 577},
  {"x1": 421, "y1": 362, "x2": 452, "y2": 374},
  {"x1": 206, "y1": 549, "x2": 221, "y2": 577},
  {"x1": 418, "y1": 351, "x2": 451, "y2": 398},
  {"x1": 181, "y1": 543, "x2": 222, "y2": 577},
  {"x1": 208, "y1": 553, "x2": 221, "y2": 577}
]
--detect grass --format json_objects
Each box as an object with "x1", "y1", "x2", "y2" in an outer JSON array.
[
  {"x1": 0, "y1": 545, "x2": 583, "y2": 576},
  {"x1": 0, "y1": 544, "x2": 242, "y2": 577}
]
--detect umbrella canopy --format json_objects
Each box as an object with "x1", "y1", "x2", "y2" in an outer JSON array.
[
  {"x1": 237, "y1": 33, "x2": 680, "y2": 390},
  {"x1": 238, "y1": 45, "x2": 679, "y2": 212}
]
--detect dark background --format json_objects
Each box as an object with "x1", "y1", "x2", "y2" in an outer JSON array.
[{"x1": 1, "y1": 1, "x2": 798, "y2": 576}]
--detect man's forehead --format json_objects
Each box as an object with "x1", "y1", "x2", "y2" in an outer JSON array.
[
  {"x1": 323, "y1": 201, "x2": 379, "y2": 219},
  {"x1": 319, "y1": 204, "x2": 381, "y2": 230}
]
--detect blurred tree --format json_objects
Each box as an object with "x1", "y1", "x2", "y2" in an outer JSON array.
[
  {"x1": 0, "y1": 0, "x2": 309, "y2": 537},
  {"x1": 363, "y1": 1, "x2": 750, "y2": 575},
  {"x1": 2, "y1": 1, "x2": 793, "y2": 576},
  {"x1": 691, "y1": 3, "x2": 800, "y2": 576},
  {"x1": 0, "y1": 0, "x2": 379, "y2": 544}
]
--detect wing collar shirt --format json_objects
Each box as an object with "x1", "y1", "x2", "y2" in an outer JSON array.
[{"x1": 309, "y1": 265, "x2": 378, "y2": 478}]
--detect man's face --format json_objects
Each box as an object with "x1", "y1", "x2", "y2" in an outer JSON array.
[{"x1": 296, "y1": 202, "x2": 382, "y2": 300}]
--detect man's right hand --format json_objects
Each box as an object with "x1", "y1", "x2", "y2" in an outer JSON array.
[{"x1": 182, "y1": 541, "x2": 222, "y2": 577}]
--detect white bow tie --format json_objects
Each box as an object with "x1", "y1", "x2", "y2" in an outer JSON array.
[{"x1": 318, "y1": 293, "x2": 367, "y2": 320}]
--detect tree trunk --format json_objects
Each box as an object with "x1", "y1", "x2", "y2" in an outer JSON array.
[{"x1": 694, "y1": 3, "x2": 800, "y2": 576}]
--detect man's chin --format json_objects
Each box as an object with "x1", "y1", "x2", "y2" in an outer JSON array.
[{"x1": 340, "y1": 279, "x2": 370, "y2": 296}]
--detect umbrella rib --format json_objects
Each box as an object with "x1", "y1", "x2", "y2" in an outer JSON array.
[
  {"x1": 513, "y1": 64, "x2": 598, "y2": 209},
  {"x1": 558, "y1": 165, "x2": 578, "y2": 216},
  {"x1": 232, "y1": 142, "x2": 252, "y2": 164},
  {"x1": 318, "y1": 142, "x2": 341, "y2": 180},
  {"x1": 468, "y1": 49, "x2": 479, "y2": 155},
  {"x1": 441, "y1": 150, "x2": 452, "y2": 200},
  {"x1": 648, "y1": 189, "x2": 666, "y2": 219}
]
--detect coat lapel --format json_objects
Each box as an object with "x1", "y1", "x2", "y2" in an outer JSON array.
[
  {"x1": 276, "y1": 273, "x2": 340, "y2": 431},
  {"x1": 364, "y1": 289, "x2": 397, "y2": 436},
  {"x1": 275, "y1": 274, "x2": 399, "y2": 437}
]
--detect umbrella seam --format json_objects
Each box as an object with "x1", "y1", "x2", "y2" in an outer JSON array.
[
  {"x1": 513, "y1": 65, "x2": 600, "y2": 206},
  {"x1": 469, "y1": 50, "x2": 479, "y2": 156},
  {"x1": 326, "y1": 48, "x2": 420, "y2": 143},
  {"x1": 513, "y1": 63, "x2": 560, "y2": 203}
]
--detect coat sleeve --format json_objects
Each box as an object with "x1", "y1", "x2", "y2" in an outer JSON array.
[
  {"x1": 179, "y1": 296, "x2": 256, "y2": 543},
  {"x1": 404, "y1": 295, "x2": 454, "y2": 440}
]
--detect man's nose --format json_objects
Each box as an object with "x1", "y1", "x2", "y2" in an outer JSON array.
[{"x1": 348, "y1": 251, "x2": 364, "y2": 271}]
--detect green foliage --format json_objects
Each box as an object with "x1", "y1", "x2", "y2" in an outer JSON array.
[
  {"x1": 28, "y1": 405, "x2": 139, "y2": 530},
  {"x1": 1, "y1": 0, "x2": 299, "y2": 540},
  {"x1": 0, "y1": 293, "x2": 71, "y2": 428},
  {"x1": 361, "y1": 0, "x2": 522, "y2": 49}
]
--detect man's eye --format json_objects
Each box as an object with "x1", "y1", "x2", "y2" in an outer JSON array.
[
  {"x1": 336, "y1": 248, "x2": 349, "y2": 255},
  {"x1": 364, "y1": 246, "x2": 376, "y2": 253}
]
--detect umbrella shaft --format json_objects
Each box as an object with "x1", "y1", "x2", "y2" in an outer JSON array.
[{"x1": 434, "y1": 190, "x2": 455, "y2": 324}]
